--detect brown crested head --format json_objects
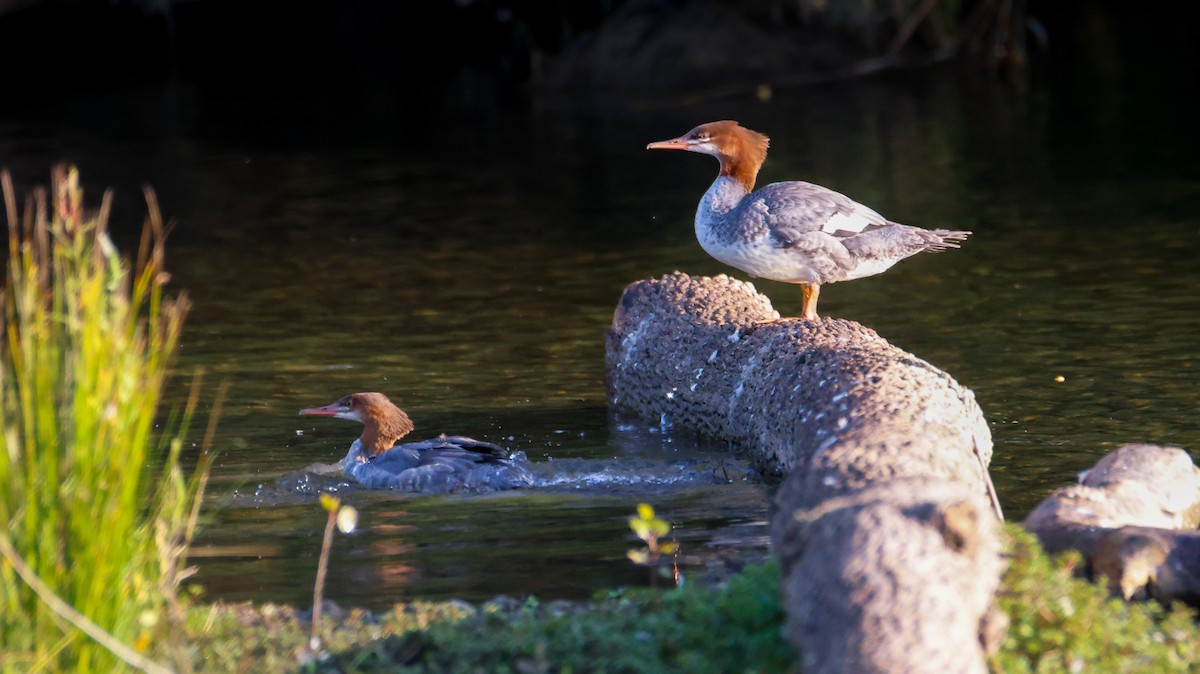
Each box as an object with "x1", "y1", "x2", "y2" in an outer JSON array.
[
  {"x1": 647, "y1": 120, "x2": 769, "y2": 192},
  {"x1": 299, "y1": 391, "x2": 415, "y2": 456}
]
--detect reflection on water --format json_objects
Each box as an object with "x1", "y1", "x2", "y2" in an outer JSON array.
[{"x1": 1, "y1": 53, "x2": 1197, "y2": 609}]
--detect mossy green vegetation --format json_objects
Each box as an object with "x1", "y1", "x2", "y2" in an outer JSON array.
[
  {"x1": 163, "y1": 525, "x2": 1200, "y2": 674},
  {"x1": 176, "y1": 558, "x2": 793, "y2": 674},
  {"x1": 0, "y1": 167, "x2": 215, "y2": 673},
  {"x1": 995, "y1": 526, "x2": 1199, "y2": 673}
]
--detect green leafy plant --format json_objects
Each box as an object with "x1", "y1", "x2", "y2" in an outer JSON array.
[
  {"x1": 0, "y1": 166, "x2": 217, "y2": 673},
  {"x1": 995, "y1": 525, "x2": 1200, "y2": 673},
  {"x1": 627, "y1": 503, "x2": 680, "y2": 588}
]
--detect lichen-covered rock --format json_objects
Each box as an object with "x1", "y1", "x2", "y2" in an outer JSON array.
[
  {"x1": 1024, "y1": 443, "x2": 1200, "y2": 605},
  {"x1": 1023, "y1": 444, "x2": 1200, "y2": 557},
  {"x1": 606, "y1": 272, "x2": 998, "y2": 514},
  {"x1": 777, "y1": 479, "x2": 1003, "y2": 674},
  {"x1": 605, "y1": 272, "x2": 1006, "y2": 673}
]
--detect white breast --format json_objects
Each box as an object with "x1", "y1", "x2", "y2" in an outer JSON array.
[{"x1": 696, "y1": 228, "x2": 821, "y2": 285}]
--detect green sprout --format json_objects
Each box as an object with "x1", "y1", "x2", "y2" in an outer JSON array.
[
  {"x1": 310, "y1": 492, "x2": 359, "y2": 652},
  {"x1": 627, "y1": 503, "x2": 681, "y2": 587}
]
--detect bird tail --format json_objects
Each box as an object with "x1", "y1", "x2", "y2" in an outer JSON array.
[{"x1": 925, "y1": 229, "x2": 971, "y2": 252}]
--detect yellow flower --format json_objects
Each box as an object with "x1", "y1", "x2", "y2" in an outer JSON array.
[{"x1": 319, "y1": 492, "x2": 341, "y2": 513}]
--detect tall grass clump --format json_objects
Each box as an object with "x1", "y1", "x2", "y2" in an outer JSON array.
[{"x1": 0, "y1": 166, "x2": 216, "y2": 673}]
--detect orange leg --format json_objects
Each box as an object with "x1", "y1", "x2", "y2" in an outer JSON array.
[{"x1": 800, "y1": 284, "x2": 820, "y2": 320}]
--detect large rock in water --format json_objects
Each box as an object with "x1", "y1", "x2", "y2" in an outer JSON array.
[
  {"x1": 605, "y1": 272, "x2": 998, "y2": 511},
  {"x1": 605, "y1": 272, "x2": 1005, "y2": 674},
  {"x1": 1024, "y1": 443, "x2": 1200, "y2": 604}
]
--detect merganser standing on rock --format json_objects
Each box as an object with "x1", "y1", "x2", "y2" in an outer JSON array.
[
  {"x1": 299, "y1": 392, "x2": 535, "y2": 493},
  {"x1": 647, "y1": 121, "x2": 971, "y2": 320}
]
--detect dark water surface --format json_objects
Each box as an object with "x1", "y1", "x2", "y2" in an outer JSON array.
[{"x1": 2, "y1": 50, "x2": 1198, "y2": 610}]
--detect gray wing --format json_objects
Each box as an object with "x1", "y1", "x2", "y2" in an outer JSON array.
[
  {"x1": 400, "y1": 434, "x2": 513, "y2": 461},
  {"x1": 734, "y1": 182, "x2": 890, "y2": 276},
  {"x1": 357, "y1": 438, "x2": 533, "y2": 493},
  {"x1": 743, "y1": 181, "x2": 890, "y2": 246},
  {"x1": 742, "y1": 181, "x2": 966, "y2": 273}
]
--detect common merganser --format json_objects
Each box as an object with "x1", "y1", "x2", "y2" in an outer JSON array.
[
  {"x1": 647, "y1": 120, "x2": 971, "y2": 320},
  {"x1": 299, "y1": 392, "x2": 535, "y2": 493}
]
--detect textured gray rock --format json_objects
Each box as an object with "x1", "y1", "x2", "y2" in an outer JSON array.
[
  {"x1": 779, "y1": 479, "x2": 1003, "y2": 674},
  {"x1": 1024, "y1": 443, "x2": 1200, "y2": 604},
  {"x1": 1023, "y1": 444, "x2": 1200, "y2": 557},
  {"x1": 606, "y1": 272, "x2": 998, "y2": 513},
  {"x1": 605, "y1": 272, "x2": 1005, "y2": 674}
]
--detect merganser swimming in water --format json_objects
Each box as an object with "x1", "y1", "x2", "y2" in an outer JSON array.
[
  {"x1": 299, "y1": 392, "x2": 535, "y2": 493},
  {"x1": 647, "y1": 121, "x2": 971, "y2": 320}
]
